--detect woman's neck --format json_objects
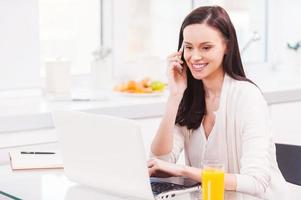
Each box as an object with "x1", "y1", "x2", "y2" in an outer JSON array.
[{"x1": 203, "y1": 69, "x2": 225, "y2": 98}]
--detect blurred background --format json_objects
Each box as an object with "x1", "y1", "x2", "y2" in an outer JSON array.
[
  {"x1": 1, "y1": 0, "x2": 301, "y2": 151},
  {"x1": 1, "y1": 0, "x2": 300, "y2": 91}
]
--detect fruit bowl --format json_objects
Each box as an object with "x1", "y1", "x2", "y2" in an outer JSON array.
[{"x1": 113, "y1": 78, "x2": 166, "y2": 96}]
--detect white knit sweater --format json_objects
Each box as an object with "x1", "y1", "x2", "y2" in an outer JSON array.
[{"x1": 151, "y1": 74, "x2": 289, "y2": 199}]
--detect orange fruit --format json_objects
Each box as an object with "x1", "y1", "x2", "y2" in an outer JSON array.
[{"x1": 127, "y1": 80, "x2": 138, "y2": 90}]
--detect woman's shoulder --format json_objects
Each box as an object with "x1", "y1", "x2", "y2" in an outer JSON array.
[
  {"x1": 231, "y1": 78, "x2": 261, "y2": 96},
  {"x1": 227, "y1": 78, "x2": 268, "y2": 120},
  {"x1": 229, "y1": 77, "x2": 266, "y2": 105}
]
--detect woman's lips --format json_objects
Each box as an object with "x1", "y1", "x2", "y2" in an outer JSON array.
[{"x1": 191, "y1": 63, "x2": 208, "y2": 71}]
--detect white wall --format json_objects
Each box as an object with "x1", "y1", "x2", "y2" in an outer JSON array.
[{"x1": 0, "y1": 0, "x2": 40, "y2": 90}]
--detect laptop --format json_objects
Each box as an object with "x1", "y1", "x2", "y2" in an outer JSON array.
[{"x1": 52, "y1": 111, "x2": 200, "y2": 200}]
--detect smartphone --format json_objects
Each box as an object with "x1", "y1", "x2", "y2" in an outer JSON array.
[{"x1": 177, "y1": 42, "x2": 185, "y2": 72}]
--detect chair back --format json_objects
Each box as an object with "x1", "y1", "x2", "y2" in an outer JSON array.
[{"x1": 276, "y1": 143, "x2": 301, "y2": 186}]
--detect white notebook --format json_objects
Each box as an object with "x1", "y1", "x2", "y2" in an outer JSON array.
[{"x1": 9, "y1": 151, "x2": 64, "y2": 170}]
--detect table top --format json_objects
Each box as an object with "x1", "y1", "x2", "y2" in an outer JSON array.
[{"x1": 0, "y1": 164, "x2": 263, "y2": 200}]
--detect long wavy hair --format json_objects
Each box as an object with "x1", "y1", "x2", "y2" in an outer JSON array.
[{"x1": 175, "y1": 6, "x2": 253, "y2": 130}]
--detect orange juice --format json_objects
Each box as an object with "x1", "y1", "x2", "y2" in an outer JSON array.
[{"x1": 202, "y1": 168, "x2": 224, "y2": 200}]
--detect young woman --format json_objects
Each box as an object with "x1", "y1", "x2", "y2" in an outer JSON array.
[{"x1": 148, "y1": 6, "x2": 288, "y2": 199}]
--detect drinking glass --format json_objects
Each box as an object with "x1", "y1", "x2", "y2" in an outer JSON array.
[{"x1": 201, "y1": 160, "x2": 224, "y2": 200}]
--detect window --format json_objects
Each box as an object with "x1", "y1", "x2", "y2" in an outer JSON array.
[
  {"x1": 39, "y1": 0, "x2": 101, "y2": 75},
  {"x1": 111, "y1": 0, "x2": 193, "y2": 81},
  {"x1": 0, "y1": 0, "x2": 40, "y2": 90},
  {"x1": 0, "y1": 0, "x2": 269, "y2": 91}
]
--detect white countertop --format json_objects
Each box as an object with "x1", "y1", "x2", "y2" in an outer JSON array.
[
  {"x1": 1, "y1": 68, "x2": 301, "y2": 134},
  {"x1": 0, "y1": 89, "x2": 168, "y2": 133}
]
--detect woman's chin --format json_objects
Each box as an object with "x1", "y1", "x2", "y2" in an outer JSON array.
[{"x1": 191, "y1": 72, "x2": 206, "y2": 80}]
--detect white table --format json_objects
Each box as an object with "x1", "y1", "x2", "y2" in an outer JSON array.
[
  {"x1": 1, "y1": 150, "x2": 301, "y2": 200},
  {"x1": 0, "y1": 152, "x2": 262, "y2": 200}
]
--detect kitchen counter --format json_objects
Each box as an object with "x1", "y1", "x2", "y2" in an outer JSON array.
[
  {"x1": 0, "y1": 90, "x2": 168, "y2": 133},
  {"x1": 1, "y1": 68, "x2": 301, "y2": 134}
]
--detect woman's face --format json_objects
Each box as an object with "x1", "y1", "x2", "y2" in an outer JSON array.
[{"x1": 183, "y1": 23, "x2": 227, "y2": 80}]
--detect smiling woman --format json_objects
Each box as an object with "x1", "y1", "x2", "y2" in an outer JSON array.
[{"x1": 149, "y1": 5, "x2": 289, "y2": 199}]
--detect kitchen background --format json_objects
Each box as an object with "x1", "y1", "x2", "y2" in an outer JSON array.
[{"x1": 0, "y1": 0, "x2": 301, "y2": 153}]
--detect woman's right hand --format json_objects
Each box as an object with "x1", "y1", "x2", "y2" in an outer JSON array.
[
  {"x1": 167, "y1": 51, "x2": 187, "y2": 99},
  {"x1": 148, "y1": 158, "x2": 184, "y2": 177}
]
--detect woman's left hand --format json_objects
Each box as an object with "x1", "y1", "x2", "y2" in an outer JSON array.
[{"x1": 147, "y1": 158, "x2": 185, "y2": 178}]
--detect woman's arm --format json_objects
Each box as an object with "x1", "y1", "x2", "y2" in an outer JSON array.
[
  {"x1": 148, "y1": 158, "x2": 237, "y2": 190},
  {"x1": 151, "y1": 96, "x2": 182, "y2": 155},
  {"x1": 235, "y1": 86, "x2": 272, "y2": 197}
]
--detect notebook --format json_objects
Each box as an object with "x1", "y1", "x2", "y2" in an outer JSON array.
[
  {"x1": 52, "y1": 111, "x2": 200, "y2": 200},
  {"x1": 9, "y1": 151, "x2": 63, "y2": 170}
]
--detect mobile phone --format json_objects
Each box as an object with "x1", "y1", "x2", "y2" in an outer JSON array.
[{"x1": 177, "y1": 42, "x2": 185, "y2": 72}]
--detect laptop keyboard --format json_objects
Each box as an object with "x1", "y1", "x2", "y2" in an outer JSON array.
[{"x1": 151, "y1": 181, "x2": 187, "y2": 195}]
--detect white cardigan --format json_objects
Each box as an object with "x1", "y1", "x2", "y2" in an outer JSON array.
[{"x1": 152, "y1": 74, "x2": 289, "y2": 199}]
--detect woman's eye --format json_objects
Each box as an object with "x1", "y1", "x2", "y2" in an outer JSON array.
[
  {"x1": 185, "y1": 46, "x2": 192, "y2": 50},
  {"x1": 203, "y1": 46, "x2": 211, "y2": 50}
]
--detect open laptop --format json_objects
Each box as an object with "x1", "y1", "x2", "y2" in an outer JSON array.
[{"x1": 52, "y1": 111, "x2": 200, "y2": 200}]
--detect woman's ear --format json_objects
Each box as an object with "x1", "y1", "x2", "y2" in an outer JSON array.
[{"x1": 223, "y1": 39, "x2": 229, "y2": 55}]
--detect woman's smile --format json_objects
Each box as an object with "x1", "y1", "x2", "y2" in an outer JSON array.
[{"x1": 191, "y1": 63, "x2": 208, "y2": 71}]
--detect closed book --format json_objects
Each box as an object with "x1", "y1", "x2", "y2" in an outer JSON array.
[{"x1": 9, "y1": 151, "x2": 63, "y2": 170}]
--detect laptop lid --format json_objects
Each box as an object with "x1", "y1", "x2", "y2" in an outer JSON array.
[{"x1": 52, "y1": 111, "x2": 154, "y2": 200}]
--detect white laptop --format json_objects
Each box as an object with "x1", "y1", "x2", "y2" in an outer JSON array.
[{"x1": 52, "y1": 111, "x2": 200, "y2": 200}]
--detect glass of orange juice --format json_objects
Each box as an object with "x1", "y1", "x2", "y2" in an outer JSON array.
[{"x1": 201, "y1": 160, "x2": 224, "y2": 200}]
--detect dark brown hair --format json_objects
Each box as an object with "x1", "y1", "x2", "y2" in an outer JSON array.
[{"x1": 175, "y1": 6, "x2": 253, "y2": 130}]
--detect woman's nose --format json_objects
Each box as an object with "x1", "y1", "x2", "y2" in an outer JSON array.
[{"x1": 191, "y1": 51, "x2": 203, "y2": 61}]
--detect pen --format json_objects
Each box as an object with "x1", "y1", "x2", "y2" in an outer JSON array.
[
  {"x1": 20, "y1": 151, "x2": 56, "y2": 154},
  {"x1": 0, "y1": 190, "x2": 22, "y2": 200}
]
